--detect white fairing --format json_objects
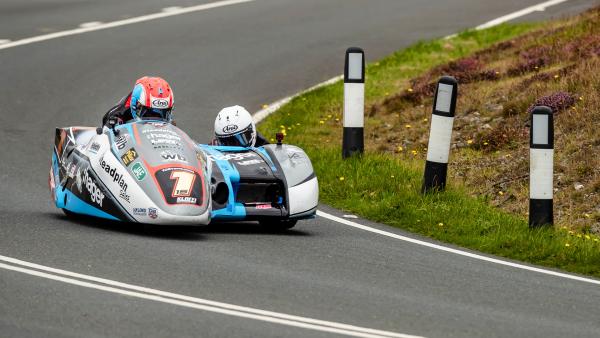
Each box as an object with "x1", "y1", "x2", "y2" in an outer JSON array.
[
  {"x1": 288, "y1": 177, "x2": 319, "y2": 216},
  {"x1": 343, "y1": 83, "x2": 364, "y2": 128},
  {"x1": 84, "y1": 134, "x2": 210, "y2": 225},
  {"x1": 530, "y1": 148, "x2": 554, "y2": 199},
  {"x1": 263, "y1": 144, "x2": 319, "y2": 216},
  {"x1": 426, "y1": 115, "x2": 454, "y2": 163}
]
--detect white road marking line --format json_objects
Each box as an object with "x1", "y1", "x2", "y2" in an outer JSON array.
[
  {"x1": 251, "y1": 0, "x2": 596, "y2": 286},
  {"x1": 0, "y1": 0, "x2": 254, "y2": 51},
  {"x1": 0, "y1": 39, "x2": 11, "y2": 45},
  {"x1": 162, "y1": 6, "x2": 183, "y2": 13},
  {"x1": 78, "y1": 21, "x2": 103, "y2": 28},
  {"x1": 317, "y1": 211, "x2": 600, "y2": 286},
  {"x1": 475, "y1": 0, "x2": 571, "y2": 30},
  {"x1": 0, "y1": 255, "x2": 422, "y2": 338}
]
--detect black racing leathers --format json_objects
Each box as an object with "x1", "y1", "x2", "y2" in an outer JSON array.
[{"x1": 102, "y1": 92, "x2": 132, "y2": 127}]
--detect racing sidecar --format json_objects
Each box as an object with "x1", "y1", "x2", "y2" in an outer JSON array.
[{"x1": 49, "y1": 120, "x2": 318, "y2": 228}]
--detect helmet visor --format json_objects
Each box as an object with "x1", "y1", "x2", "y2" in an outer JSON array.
[
  {"x1": 216, "y1": 125, "x2": 254, "y2": 147},
  {"x1": 138, "y1": 106, "x2": 172, "y2": 121}
]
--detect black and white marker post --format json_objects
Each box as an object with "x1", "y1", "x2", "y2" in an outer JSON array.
[
  {"x1": 422, "y1": 76, "x2": 458, "y2": 193},
  {"x1": 342, "y1": 47, "x2": 365, "y2": 158},
  {"x1": 529, "y1": 106, "x2": 554, "y2": 227}
]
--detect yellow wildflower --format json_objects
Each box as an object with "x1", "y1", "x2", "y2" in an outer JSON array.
[
  {"x1": 339, "y1": 176, "x2": 345, "y2": 181},
  {"x1": 467, "y1": 139, "x2": 473, "y2": 145},
  {"x1": 565, "y1": 243, "x2": 570, "y2": 247}
]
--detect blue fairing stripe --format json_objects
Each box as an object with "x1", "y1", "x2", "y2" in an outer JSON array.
[
  {"x1": 56, "y1": 184, "x2": 120, "y2": 221},
  {"x1": 198, "y1": 145, "x2": 246, "y2": 219},
  {"x1": 254, "y1": 147, "x2": 277, "y2": 172}
]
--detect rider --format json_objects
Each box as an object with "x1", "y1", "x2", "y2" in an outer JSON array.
[
  {"x1": 102, "y1": 76, "x2": 174, "y2": 126},
  {"x1": 213, "y1": 105, "x2": 268, "y2": 147}
]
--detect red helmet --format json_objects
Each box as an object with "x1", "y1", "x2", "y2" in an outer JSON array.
[{"x1": 130, "y1": 76, "x2": 174, "y2": 121}]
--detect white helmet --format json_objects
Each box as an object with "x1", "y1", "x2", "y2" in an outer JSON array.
[{"x1": 214, "y1": 105, "x2": 256, "y2": 147}]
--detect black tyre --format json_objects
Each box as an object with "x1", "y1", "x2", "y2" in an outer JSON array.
[
  {"x1": 259, "y1": 219, "x2": 297, "y2": 231},
  {"x1": 62, "y1": 208, "x2": 77, "y2": 217}
]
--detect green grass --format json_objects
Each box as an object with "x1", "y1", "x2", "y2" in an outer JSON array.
[{"x1": 258, "y1": 23, "x2": 600, "y2": 278}]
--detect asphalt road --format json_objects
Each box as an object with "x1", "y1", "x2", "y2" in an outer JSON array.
[{"x1": 1, "y1": 1, "x2": 600, "y2": 337}]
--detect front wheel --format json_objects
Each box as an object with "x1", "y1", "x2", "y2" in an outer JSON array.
[{"x1": 259, "y1": 219, "x2": 297, "y2": 231}]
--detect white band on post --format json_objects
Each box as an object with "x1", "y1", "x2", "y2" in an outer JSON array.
[
  {"x1": 343, "y1": 83, "x2": 364, "y2": 128},
  {"x1": 426, "y1": 114, "x2": 454, "y2": 163},
  {"x1": 530, "y1": 149, "x2": 554, "y2": 199}
]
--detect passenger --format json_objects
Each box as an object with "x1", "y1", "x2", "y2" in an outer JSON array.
[{"x1": 212, "y1": 105, "x2": 268, "y2": 147}]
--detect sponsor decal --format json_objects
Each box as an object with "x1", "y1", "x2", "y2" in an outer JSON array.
[
  {"x1": 98, "y1": 157, "x2": 128, "y2": 192},
  {"x1": 237, "y1": 159, "x2": 262, "y2": 166},
  {"x1": 149, "y1": 139, "x2": 182, "y2": 148},
  {"x1": 131, "y1": 163, "x2": 147, "y2": 181},
  {"x1": 207, "y1": 152, "x2": 257, "y2": 161},
  {"x1": 152, "y1": 144, "x2": 183, "y2": 150},
  {"x1": 67, "y1": 162, "x2": 77, "y2": 178},
  {"x1": 82, "y1": 169, "x2": 104, "y2": 207},
  {"x1": 255, "y1": 204, "x2": 272, "y2": 210},
  {"x1": 89, "y1": 142, "x2": 101, "y2": 154},
  {"x1": 222, "y1": 124, "x2": 238, "y2": 134},
  {"x1": 142, "y1": 128, "x2": 178, "y2": 135},
  {"x1": 176, "y1": 197, "x2": 197, "y2": 204},
  {"x1": 132, "y1": 208, "x2": 147, "y2": 216},
  {"x1": 148, "y1": 207, "x2": 158, "y2": 219},
  {"x1": 155, "y1": 167, "x2": 202, "y2": 205},
  {"x1": 115, "y1": 135, "x2": 128, "y2": 150},
  {"x1": 160, "y1": 151, "x2": 187, "y2": 163},
  {"x1": 146, "y1": 133, "x2": 180, "y2": 140},
  {"x1": 121, "y1": 148, "x2": 138, "y2": 166},
  {"x1": 287, "y1": 151, "x2": 307, "y2": 164},
  {"x1": 75, "y1": 168, "x2": 83, "y2": 193},
  {"x1": 151, "y1": 98, "x2": 169, "y2": 108},
  {"x1": 119, "y1": 190, "x2": 130, "y2": 203}
]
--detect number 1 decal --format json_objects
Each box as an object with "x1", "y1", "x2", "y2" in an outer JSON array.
[{"x1": 170, "y1": 170, "x2": 196, "y2": 197}]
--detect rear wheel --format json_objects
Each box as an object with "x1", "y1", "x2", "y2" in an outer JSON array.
[{"x1": 259, "y1": 219, "x2": 297, "y2": 231}]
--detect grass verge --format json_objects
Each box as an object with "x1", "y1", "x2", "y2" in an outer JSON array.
[{"x1": 258, "y1": 9, "x2": 600, "y2": 277}]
